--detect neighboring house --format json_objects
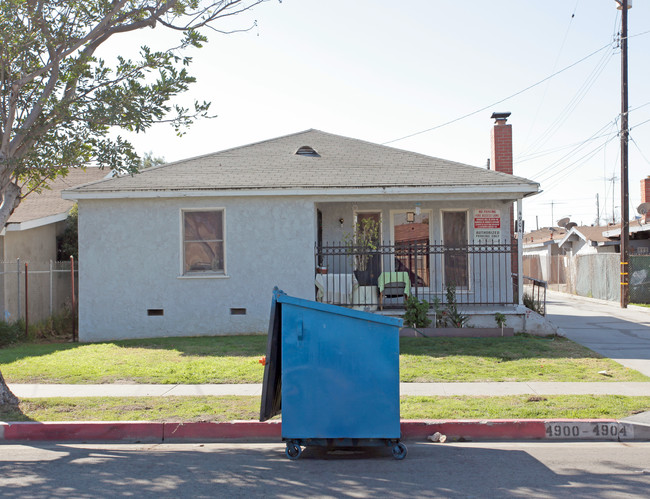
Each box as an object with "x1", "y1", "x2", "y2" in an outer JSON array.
[
  {"x1": 558, "y1": 225, "x2": 619, "y2": 256},
  {"x1": 64, "y1": 122, "x2": 540, "y2": 341},
  {"x1": 522, "y1": 227, "x2": 567, "y2": 286},
  {"x1": 0, "y1": 168, "x2": 110, "y2": 321},
  {"x1": 602, "y1": 220, "x2": 650, "y2": 255}
]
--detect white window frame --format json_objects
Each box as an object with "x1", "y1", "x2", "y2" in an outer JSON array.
[{"x1": 179, "y1": 208, "x2": 228, "y2": 279}]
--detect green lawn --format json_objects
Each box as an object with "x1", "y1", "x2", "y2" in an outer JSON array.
[
  {"x1": 1, "y1": 395, "x2": 649, "y2": 422},
  {"x1": 1, "y1": 334, "x2": 647, "y2": 384}
]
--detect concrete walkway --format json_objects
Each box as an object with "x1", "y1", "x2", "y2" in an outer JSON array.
[
  {"x1": 546, "y1": 290, "x2": 650, "y2": 377},
  {"x1": 8, "y1": 381, "x2": 650, "y2": 398}
]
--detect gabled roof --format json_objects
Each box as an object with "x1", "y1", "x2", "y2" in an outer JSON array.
[
  {"x1": 558, "y1": 225, "x2": 616, "y2": 248},
  {"x1": 63, "y1": 129, "x2": 540, "y2": 200},
  {"x1": 7, "y1": 168, "x2": 110, "y2": 231}
]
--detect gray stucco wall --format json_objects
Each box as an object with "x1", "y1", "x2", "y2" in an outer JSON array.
[{"x1": 78, "y1": 196, "x2": 315, "y2": 341}]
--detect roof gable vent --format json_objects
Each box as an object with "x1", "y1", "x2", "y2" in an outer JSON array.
[{"x1": 295, "y1": 146, "x2": 320, "y2": 157}]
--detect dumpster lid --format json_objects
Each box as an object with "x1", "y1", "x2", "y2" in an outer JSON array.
[{"x1": 277, "y1": 293, "x2": 403, "y2": 327}]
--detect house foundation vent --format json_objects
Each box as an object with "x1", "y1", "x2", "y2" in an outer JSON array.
[
  {"x1": 147, "y1": 309, "x2": 164, "y2": 316},
  {"x1": 230, "y1": 308, "x2": 247, "y2": 315}
]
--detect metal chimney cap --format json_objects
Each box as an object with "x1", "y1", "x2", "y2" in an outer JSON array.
[{"x1": 491, "y1": 112, "x2": 511, "y2": 122}]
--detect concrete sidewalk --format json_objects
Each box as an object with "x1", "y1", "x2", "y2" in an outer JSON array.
[{"x1": 8, "y1": 381, "x2": 650, "y2": 398}]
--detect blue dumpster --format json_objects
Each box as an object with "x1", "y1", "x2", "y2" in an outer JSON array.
[{"x1": 260, "y1": 287, "x2": 407, "y2": 460}]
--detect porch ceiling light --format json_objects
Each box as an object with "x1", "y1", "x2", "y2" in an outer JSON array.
[{"x1": 406, "y1": 212, "x2": 415, "y2": 223}]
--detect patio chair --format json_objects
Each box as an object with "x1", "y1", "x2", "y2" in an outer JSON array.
[{"x1": 378, "y1": 272, "x2": 411, "y2": 310}]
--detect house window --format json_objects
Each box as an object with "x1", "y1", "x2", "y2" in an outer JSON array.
[{"x1": 183, "y1": 210, "x2": 225, "y2": 274}]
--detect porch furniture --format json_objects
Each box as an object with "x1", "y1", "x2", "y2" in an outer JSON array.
[
  {"x1": 378, "y1": 272, "x2": 411, "y2": 310},
  {"x1": 352, "y1": 285, "x2": 379, "y2": 311},
  {"x1": 315, "y1": 273, "x2": 357, "y2": 305}
]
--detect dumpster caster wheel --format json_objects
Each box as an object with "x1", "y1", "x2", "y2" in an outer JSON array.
[
  {"x1": 285, "y1": 442, "x2": 302, "y2": 460},
  {"x1": 392, "y1": 442, "x2": 407, "y2": 460}
]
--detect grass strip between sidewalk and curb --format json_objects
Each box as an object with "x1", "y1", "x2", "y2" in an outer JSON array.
[
  {"x1": 1, "y1": 335, "x2": 648, "y2": 384},
  {"x1": 1, "y1": 395, "x2": 649, "y2": 423}
]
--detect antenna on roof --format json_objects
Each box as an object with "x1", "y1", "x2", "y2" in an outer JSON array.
[{"x1": 557, "y1": 217, "x2": 570, "y2": 228}]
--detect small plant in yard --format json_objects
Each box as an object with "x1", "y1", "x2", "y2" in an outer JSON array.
[
  {"x1": 441, "y1": 284, "x2": 469, "y2": 328},
  {"x1": 403, "y1": 295, "x2": 431, "y2": 328},
  {"x1": 523, "y1": 292, "x2": 544, "y2": 315},
  {"x1": 495, "y1": 312, "x2": 507, "y2": 336}
]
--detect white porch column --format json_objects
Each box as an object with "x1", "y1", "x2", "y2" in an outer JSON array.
[{"x1": 517, "y1": 198, "x2": 524, "y2": 305}]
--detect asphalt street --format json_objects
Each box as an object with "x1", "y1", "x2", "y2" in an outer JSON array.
[{"x1": 2, "y1": 442, "x2": 649, "y2": 498}]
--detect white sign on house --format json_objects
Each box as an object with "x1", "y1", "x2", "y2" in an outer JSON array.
[{"x1": 474, "y1": 209, "x2": 502, "y2": 242}]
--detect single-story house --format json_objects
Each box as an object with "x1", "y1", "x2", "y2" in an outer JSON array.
[
  {"x1": 1, "y1": 168, "x2": 109, "y2": 322},
  {"x1": 64, "y1": 120, "x2": 540, "y2": 341},
  {"x1": 558, "y1": 225, "x2": 619, "y2": 256}
]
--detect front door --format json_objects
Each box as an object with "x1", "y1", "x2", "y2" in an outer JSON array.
[{"x1": 442, "y1": 211, "x2": 469, "y2": 288}]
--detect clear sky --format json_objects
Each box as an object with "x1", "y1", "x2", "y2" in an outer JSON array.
[{"x1": 103, "y1": 0, "x2": 650, "y2": 232}]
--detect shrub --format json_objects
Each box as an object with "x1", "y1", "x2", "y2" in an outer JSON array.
[
  {"x1": 523, "y1": 292, "x2": 544, "y2": 315},
  {"x1": 441, "y1": 284, "x2": 469, "y2": 328},
  {"x1": 0, "y1": 320, "x2": 25, "y2": 347},
  {"x1": 403, "y1": 295, "x2": 432, "y2": 328}
]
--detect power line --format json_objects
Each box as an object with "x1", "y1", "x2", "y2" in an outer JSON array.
[
  {"x1": 520, "y1": 47, "x2": 614, "y2": 157},
  {"x1": 382, "y1": 42, "x2": 613, "y2": 145},
  {"x1": 630, "y1": 135, "x2": 650, "y2": 166},
  {"x1": 528, "y1": 117, "x2": 618, "y2": 182}
]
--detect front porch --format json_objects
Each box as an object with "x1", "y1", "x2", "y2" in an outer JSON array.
[{"x1": 314, "y1": 241, "x2": 519, "y2": 311}]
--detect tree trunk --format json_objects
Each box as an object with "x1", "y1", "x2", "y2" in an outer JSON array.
[{"x1": 0, "y1": 370, "x2": 18, "y2": 408}]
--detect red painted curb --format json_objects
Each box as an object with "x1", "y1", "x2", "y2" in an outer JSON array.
[
  {"x1": 0, "y1": 419, "x2": 632, "y2": 442},
  {"x1": 401, "y1": 419, "x2": 547, "y2": 440},
  {"x1": 164, "y1": 421, "x2": 282, "y2": 441},
  {"x1": 1, "y1": 421, "x2": 163, "y2": 442}
]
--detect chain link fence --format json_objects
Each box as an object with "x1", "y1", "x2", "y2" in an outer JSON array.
[
  {"x1": 0, "y1": 259, "x2": 78, "y2": 324},
  {"x1": 630, "y1": 256, "x2": 650, "y2": 304},
  {"x1": 524, "y1": 253, "x2": 623, "y2": 303}
]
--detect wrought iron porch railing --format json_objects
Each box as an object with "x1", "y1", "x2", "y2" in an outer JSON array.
[{"x1": 315, "y1": 241, "x2": 519, "y2": 310}]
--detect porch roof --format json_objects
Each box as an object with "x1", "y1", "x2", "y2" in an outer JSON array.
[{"x1": 63, "y1": 129, "x2": 540, "y2": 200}]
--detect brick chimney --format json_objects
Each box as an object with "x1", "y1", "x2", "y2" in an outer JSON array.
[
  {"x1": 641, "y1": 176, "x2": 650, "y2": 203},
  {"x1": 491, "y1": 112, "x2": 512, "y2": 175},
  {"x1": 641, "y1": 176, "x2": 650, "y2": 224},
  {"x1": 491, "y1": 112, "x2": 514, "y2": 237},
  {"x1": 491, "y1": 112, "x2": 516, "y2": 277}
]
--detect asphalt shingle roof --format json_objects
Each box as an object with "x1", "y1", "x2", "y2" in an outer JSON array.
[
  {"x1": 8, "y1": 168, "x2": 110, "y2": 224},
  {"x1": 66, "y1": 129, "x2": 539, "y2": 195}
]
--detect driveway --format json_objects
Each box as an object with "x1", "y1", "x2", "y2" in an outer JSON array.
[{"x1": 545, "y1": 290, "x2": 650, "y2": 377}]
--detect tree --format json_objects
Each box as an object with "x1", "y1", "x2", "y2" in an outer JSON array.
[
  {"x1": 0, "y1": 0, "x2": 275, "y2": 408},
  {"x1": 140, "y1": 151, "x2": 166, "y2": 169}
]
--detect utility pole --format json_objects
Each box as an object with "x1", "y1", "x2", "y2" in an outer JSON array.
[
  {"x1": 617, "y1": 0, "x2": 630, "y2": 308},
  {"x1": 596, "y1": 193, "x2": 600, "y2": 225}
]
